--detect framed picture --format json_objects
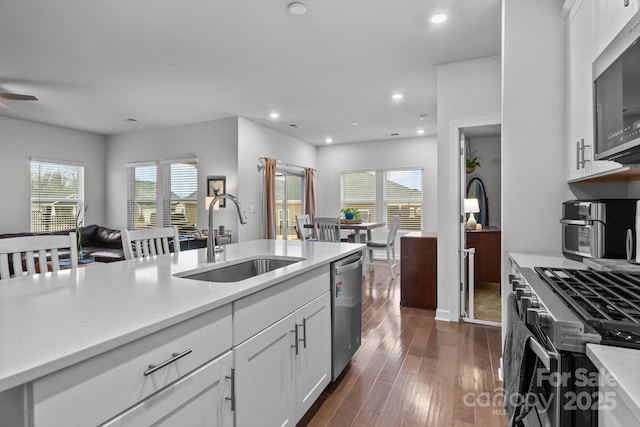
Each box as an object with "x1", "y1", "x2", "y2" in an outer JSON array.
[{"x1": 207, "y1": 176, "x2": 226, "y2": 208}]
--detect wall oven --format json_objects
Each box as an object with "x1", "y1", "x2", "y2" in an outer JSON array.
[{"x1": 507, "y1": 266, "x2": 640, "y2": 426}]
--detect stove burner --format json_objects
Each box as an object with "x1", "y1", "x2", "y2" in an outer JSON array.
[{"x1": 534, "y1": 267, "x2": 640, "y2": 349}]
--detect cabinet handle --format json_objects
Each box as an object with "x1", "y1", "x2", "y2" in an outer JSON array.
[
  {"x1": 299, "y1": 319, "x2": 307, "y2": 349},
  {"x1": 625, "y1": 0, "x2": 630, "y2": 7},
  {"x1": 143, "y1": 348, "x2": 192, "y2": 376},
  {"x1": 576, "y1": 140, "x2": 581, "y2": 169},
  {"x1": 292, "y1": 327, "x2": 299, "y2": 355},
  {"x1": 580, "y1": 139, "x2": 591, "y2": 168},
  {"x1": 225, "y1": 367, "x2": 235, "y2": 412}
]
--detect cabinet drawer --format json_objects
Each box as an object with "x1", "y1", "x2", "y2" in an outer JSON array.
[
  {"x1": 101, "y1": 351, "x2": 233, "y2": 427},
  {"x1": 234, "y1": 266, "x2": 329, "y2": 345},
  {"x1": 30, "y1": 305, "x2": 232, "y2": 427}
]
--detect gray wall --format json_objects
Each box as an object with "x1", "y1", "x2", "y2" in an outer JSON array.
[
  {"x1": 437, "y1": 55, "x2": 502, "y2": 321},
  {"x1": 0, "y1": 116, "x2": 107, "y2": 233},
  {"x1": 315, "y1": 136, "x2": 438, "y2": 239},
  {"x1": 237, "y1": 117, "x2": 317, "y2": 241},
  {"x1": 502, "y1": 0, "x2": 573, "y2": 324},
  {"x1": 105, "y1": 117, "x2": 239, "y2": 234},
  {"x1": 466, "y1": 136, "x2": 501, "y2": 228}
]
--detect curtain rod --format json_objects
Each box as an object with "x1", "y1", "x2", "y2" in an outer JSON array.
[{"x1": 257, "y1": 157, "x2": 316, "y2": 172}]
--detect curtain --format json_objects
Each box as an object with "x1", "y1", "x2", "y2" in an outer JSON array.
[
  {"x1": 304, "y1": 167, "x2": 316, "y2": 219},
  {"x1": 263, "y1": 157, "x2": 277, "y2": 239}
]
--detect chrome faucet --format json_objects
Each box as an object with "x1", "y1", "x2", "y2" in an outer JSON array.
[{"x1": 207, "y1": 193, "x2": 248, "y2": 262}]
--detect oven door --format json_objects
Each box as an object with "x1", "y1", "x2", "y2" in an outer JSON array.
[
  {"x1": 522, "y1": 333, "x2": 598, "y2": 427},
  {"x1": 560, "y1": 220, "x2": 603, "y2": 259}
]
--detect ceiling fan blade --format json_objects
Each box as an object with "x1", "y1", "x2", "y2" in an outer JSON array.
[
  {"x1": 0, "y1": 102, "x2": 15, "y2": 112},
  {"x1": 0, "y1": 93, "x2": 38, "y2": 101}
]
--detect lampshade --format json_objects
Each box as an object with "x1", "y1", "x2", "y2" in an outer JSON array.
[
  {"x1": 206, "y1": 196, "x2": 220, "y2": 210},
  {"x1": 464, "y1": 198, "x2": 480, "y2": 213}
]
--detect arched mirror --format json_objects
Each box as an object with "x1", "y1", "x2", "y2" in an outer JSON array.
[{"x1": 466, "y1": 177, "x2": 488, "y2": 227}]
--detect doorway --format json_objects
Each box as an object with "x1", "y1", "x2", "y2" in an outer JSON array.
[{"x1": 460, "y1": 123, "x2": 502, "y2": 326}]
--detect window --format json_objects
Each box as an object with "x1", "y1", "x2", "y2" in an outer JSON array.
[
  {"x1": 165, "y1": 161, "x2": 198, "y2": 235},
  {"x1": 127, "y1": 157, "x2": 198, "y2": 235},
  {"x1": 31, "y1": 159, "x2": 84, "y2": 232},
  {"x1": 384, "y1": 169, "x2": 422, "y2": 230},
  {"x1": 275, "y1": 170, "x2": 304, "y2": 240},
  {"x1": 341, "y1": 170, "x2": 376, "y2": 222},
  {"x1": 341, "y1": 168, "x2": 423, "y2": 230},
  {"x1": 127, "y1": 164, "x2": 157, "y2": 229}
]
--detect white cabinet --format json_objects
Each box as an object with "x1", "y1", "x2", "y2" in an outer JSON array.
[
  {"x1": 102, "y1": 350, "x2": 234, "y2": 427},
  {"x1": 595, "y1": 0, "x2": 639, "y2": 56},
  {"x1": 566, "y1": 0, "x2": 622, "y2": 182},
  {"x1": 234, "y1": 291, "x2": 331, "y2": 427},
  {"x1": 29, "y1": 305, "x2": 232, "y2": 427}
]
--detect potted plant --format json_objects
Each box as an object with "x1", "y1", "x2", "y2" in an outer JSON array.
[
  {"x1": 466, "y1": 157, "x2": 481, "y2": 174},
  {"x1": 340, "y1": 208, "x2": 360, "y2": 220}
]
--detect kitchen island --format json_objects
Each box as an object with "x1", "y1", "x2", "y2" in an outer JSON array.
[{"x1": 0, "y1": 239, "x2": 364, "y2": 426}]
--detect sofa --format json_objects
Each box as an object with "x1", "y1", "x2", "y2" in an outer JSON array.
[{"x1": 0, "y1": 224, "x2": 125, "y2": 263}]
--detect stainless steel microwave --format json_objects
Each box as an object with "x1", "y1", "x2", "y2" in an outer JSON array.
[
  {"x1": 561, "y1": 199, "x2": 637, "y2": 260},
  {"x1": 593, "y1": 8, "x2": 640, "y2": 164}
]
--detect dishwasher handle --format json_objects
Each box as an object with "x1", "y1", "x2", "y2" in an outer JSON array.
[{"x1": 334, "y1": 253, "x2": 364, "y2": 276}]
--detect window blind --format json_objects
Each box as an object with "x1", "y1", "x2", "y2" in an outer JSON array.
[
  {"x1": 341, "y1": 170, "x2": 376, "y2": 222},
  {"x1": 30, "y1": 160, "x2": 84, "y2": 232},
  {"x1": 166, "y1": 161, "x2": 198, "y2": 235},
  {"x1": 127, "y1": 164, "x2": 157, "y2": 229},
  {"x1": 384, "y1": 169, "x2": 422, "y2": 230}
]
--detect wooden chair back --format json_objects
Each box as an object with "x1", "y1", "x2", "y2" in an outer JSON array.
[
  {"x1": 0, "y1": 232, "x2": 78, "y2": 280},
  {"x1": 313, "y1": 217, "x2": 341, "y2": 242},
  {"x1": 122, "y1": 226, "x2": 180, "y2": 260}
]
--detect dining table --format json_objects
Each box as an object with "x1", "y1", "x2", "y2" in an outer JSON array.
[{"x1": 304, "y1": 221, "x2": 386, "y2": 270}]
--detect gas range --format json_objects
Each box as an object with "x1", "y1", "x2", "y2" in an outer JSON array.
[{"x1": 534, "y1": 267, "x2": 640, "y2": 349}]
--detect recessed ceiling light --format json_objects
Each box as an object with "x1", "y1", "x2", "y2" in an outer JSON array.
[
  {"x1": 269, "y1": 112, "x2": 280, "y2": 119},
  {"x1": 391, "y1": 93, "x2": 403, "y2": 100},
  {"x1": 419, "y1": 114, "x2": 429, "y2": 120},
  {"x1": 124, "y1": 118, "x2": 138, "y2": 122},
  {"x1": 288, "y1": 2, "x2": 307, "y2": 15},
  {"x1": 351, "y1": 121, "x2": 359, "y2": 125},
  {"x1": 390, "y1": 133, "x2": 399, "y2": 136},
  {"x1": 417, "y1": 129, "x2": 425, "y2": 135},
  {"x1": 288, "y1": 123, "x2": 302, "y2": 129},
  {"x1": 430, "y1": 14, "x2": 448, "y2": 24},
  {"x1": 325, "y1": 138, "x2": 333, "y2": 144}
]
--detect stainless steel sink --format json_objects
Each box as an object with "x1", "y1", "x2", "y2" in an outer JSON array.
[{"x1": 176, "y1": 257, "x2": 304, "y2": 283}]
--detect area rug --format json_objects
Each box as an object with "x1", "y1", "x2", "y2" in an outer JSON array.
[{"x1": 474, "y1": 281, "x2": 501, "y2": 323}]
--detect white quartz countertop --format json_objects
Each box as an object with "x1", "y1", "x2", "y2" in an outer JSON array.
[
  {"x1": 0, "y1": 239, "x2": 364, "y2": 392},
  {"x1": 509, "y1": 252, "x2": 586, "y2": 270},
  {"x1": 587, "y1": 343, "x2": 640, "y2": 422}
]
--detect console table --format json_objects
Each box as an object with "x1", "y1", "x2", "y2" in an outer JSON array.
[{"x1": 400, "y1": 231, "x2": 437, "y2": 309}]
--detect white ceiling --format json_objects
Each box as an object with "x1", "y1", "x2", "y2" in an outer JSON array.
[{"x1": 0, "y1": 0, "x2": 501, "y2": 145}]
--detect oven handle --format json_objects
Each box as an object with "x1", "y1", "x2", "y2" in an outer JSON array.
[
  {"x1": 527, "y1": 336, "x2": 555, "y2": 371},
  {"x1": 559, "y1": 219, "x2": 593, "y2": 225}
]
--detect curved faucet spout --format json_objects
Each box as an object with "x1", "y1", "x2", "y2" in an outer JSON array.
[{"x1": 207, "y1": 193, "x2": 248, "y2": 262}]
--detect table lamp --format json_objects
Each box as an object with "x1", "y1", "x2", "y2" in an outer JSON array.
[{"x1": 464, "y1": 198, "x2": 480, "y2": 230}]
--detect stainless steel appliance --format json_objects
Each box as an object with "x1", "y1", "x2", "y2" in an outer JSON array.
[
  {"x1": 508, "y1": 266, "x2": 640, "y2": 426},
  {"x1": 560, "y1": 199, "x2": 637, "y2": 260},
  {"x1": 330, "y1": 251, "x2": 363, "y2": 381},
  {"x1": 593, "y1": 8, "x2": 640, "y2": 163}
]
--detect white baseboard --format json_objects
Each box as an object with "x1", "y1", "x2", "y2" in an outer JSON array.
[{"x1": 435, "y1": 308, "x2": 454, "y2": 322}]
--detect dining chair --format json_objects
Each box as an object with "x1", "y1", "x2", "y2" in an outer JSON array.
[
  {"x1": 121, "y1": 226, "x2": 180, "y2": 260},
  {"x1": 295, "y1": 214, "x2": 316, "y2": 241},
  {"x1": 313, "y1": 217, "x2": 341, "y2": 242},
  {"x1": 0, "y1": 232, "x2": 78, "y2": 280},
  {"x1": 366, "y1": 215, "x2": 400, "y2": 279}
]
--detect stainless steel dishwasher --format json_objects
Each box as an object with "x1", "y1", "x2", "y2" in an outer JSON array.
[{"x1": 331, "y1": 251, "x2": 364, "y2": 381}]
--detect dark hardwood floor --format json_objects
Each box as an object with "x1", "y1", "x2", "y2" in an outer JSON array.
[{"x1": 300, "y1": 260, "x2": 508, "y2": 427}]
